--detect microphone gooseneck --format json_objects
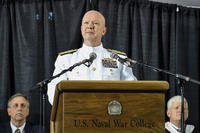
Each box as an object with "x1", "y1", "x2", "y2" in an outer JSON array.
[
  {"x1": 110, "y1": 52, "x2": 200, "y2": 85},
  {"x1": 110, "y1": 52, "x2": 132, "y2": 66}
]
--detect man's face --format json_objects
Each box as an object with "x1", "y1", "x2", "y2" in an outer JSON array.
[
  {"x1": 167, "y1": 101, "x2": 188, "y2": 122},
  {"x1": 81, "y1": 11, "x2": 106, "y2": 46},
  {"x1": 7, "y1": 96, "x2": 29, "y2": 123}
]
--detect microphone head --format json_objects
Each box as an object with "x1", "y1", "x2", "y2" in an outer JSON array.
[
  {"x1": 110, "y1": 52, "x2": 119, "y2": 60},
  {"x1": 89, "y1": 52, "x2": 97, "y2": 60}
]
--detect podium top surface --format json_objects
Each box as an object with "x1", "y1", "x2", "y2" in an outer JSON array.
[{"x1": 56, "y1": 80, "x2": 169, "y2": 91}]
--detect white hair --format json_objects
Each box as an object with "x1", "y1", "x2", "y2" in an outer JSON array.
[
  {"x1": 7, "y1": 93, "x2": 30, "y2": 108},
  {"x1": 167, "y1": 95, "x2": 188, "y2": 110}
]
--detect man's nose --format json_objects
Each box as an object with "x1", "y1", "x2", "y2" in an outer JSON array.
[
  {"x1": 17, "y1": 107, "x2": 23, "y2": 110},
  {"x1": 88, "y1": 22, "x2": 94, "y2": 29},
  {"x1": 177, "y1": 107, "x2": 182, "y2": 112}
]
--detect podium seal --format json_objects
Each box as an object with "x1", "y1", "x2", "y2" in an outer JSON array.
[{"x1": 108, "y1": 100, "x2": 122, "y2": 115}]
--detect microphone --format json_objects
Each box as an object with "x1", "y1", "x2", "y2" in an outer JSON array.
[
  {"x1": 110, "y1": 52, "x2": 161, "y2": 71},
  {"x1": 111, "y1": 52, "x2": 191, "y2": 80},
  {"x1": 49, "y1": 52, "x2": 97, "y2": 80},
  {"x1": 84, "y1": 52, "x2": 97, "y2": 67},
  {"x1": 110, "y1": 52, "x2": 135, "y2": 66}
]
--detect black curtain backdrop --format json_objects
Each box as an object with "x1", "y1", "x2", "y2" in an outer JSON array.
[{"x1": 0, "y1": 0, "x2": 199, "y2": 132}]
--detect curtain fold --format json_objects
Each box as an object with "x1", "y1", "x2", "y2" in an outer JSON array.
[
  {"x1": 0, "y1": 2, "x2": 13, "y2": 109},
  {"x1": 0, "y1": 0, "x2": 91, "y2": 131},
  {"x1": 176, "y1": 6, "x2": 200, "y2": 128},
  {"x1": 92, "y1": 0, "x2": 177, "y2": 80}
]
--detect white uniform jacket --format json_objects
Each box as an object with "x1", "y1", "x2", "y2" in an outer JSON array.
[{"x1": 47, "y1": 43, "x2": 137, "y2": 104}]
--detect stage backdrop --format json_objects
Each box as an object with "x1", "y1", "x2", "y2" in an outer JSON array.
[{"x1": 0, "y1": 0, "x2": 199, "y2": 132}]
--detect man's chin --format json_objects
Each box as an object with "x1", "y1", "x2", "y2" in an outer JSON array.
[
  {"x1": 175, "y1": 118, "x2": 181, "y2": 121},
  {"x1": 15, "y1": 116, "x2": 24, "y2": 120},
  {"x1": 85, "y1": 36, "x2": 95, "y2": 41}
]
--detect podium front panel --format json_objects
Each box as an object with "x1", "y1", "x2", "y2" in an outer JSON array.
[{"x1": 62, "y1": 92, "x2": 164, "y2": 133}]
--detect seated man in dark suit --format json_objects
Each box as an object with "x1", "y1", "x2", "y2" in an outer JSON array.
[
  {"x1": 165, "y1": 95, "x2": 195, "y2": 133},
  {"x1": 0, "y1": 93, "x2": 39, "y2": 133}
]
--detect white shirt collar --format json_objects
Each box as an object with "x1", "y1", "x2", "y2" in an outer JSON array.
[
  {"x1": 170, "y1": 122, "x2": 181, "y2": 131},
  {"x1": 81, "y1": 43, "x2": 104, "y2": 55},
  {"x1": 165, "y1": 121, "x2": 195, "y2": 133},
  {"x1": 10, "y1": 121, "x2": 26, "y2": 133}
]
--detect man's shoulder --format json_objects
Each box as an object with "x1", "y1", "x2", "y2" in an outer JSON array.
[
  {"x1": 0, "y1": 122, "x2": 11, "y2": 132},
  {"x1": 25, "y1": 121, "x2": 40, "y2": 133},
  {"x1": 58, "y1": 49, "x2": 78, "y2": 56},
  {"x1": 0, "y1": 121, "x2": 40, "y2": 133},
  {"x1": 106, "y1": 49, "x2": 127, "y2": 56}
]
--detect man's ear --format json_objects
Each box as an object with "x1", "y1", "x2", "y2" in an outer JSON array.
[
  {"x1": 7, "y1": 108, "x2": 11, "y2": 116},
  {"x1": 81, "y1": 25, "x2": 83, "y2": 33},
  {"x1": 167, "y1": 110, "x2": 171, "y2": 117},
  {"x1": 102, "y1": 27, "x2": 107, "y2": 35}
]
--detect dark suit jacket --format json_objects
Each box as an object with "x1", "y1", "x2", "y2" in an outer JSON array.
[{"x1": 0, "y1": 121, "x2": 39, "y2": 133}]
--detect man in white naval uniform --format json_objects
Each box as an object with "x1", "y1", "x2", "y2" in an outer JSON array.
[
  {"x1": 47, "y1": 10, "x2": 137, "y2": 105},
  {"x1": 165, "y1": 95, "x2": 195, "y2": 133}
]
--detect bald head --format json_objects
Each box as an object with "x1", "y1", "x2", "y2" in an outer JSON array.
[
  {"x1": 81, "y1": 10, "x2": 107, "y2": 47},
  {"x1": 82, "y1": 10, "x2": 106, "y2": 26}
]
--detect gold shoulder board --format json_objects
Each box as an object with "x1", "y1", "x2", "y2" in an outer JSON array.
[
  {"x1": 59, "y1": 49, "x2": 77, "y2": 56},
  {"x1": 107, "y1": 49, "x2": 126, "y2": 56}
]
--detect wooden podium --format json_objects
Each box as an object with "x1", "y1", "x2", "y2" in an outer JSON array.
[{"x1": 50, "y1": 80, "x2": 169, "y2": 133}]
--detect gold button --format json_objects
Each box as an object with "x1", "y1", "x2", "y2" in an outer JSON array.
[
  {"x1": 92, "y1": 67, "x2": 96, "y2": 71},
  {"x1": 110, "y1": 69, "x2": 113, "y2": 75}
]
